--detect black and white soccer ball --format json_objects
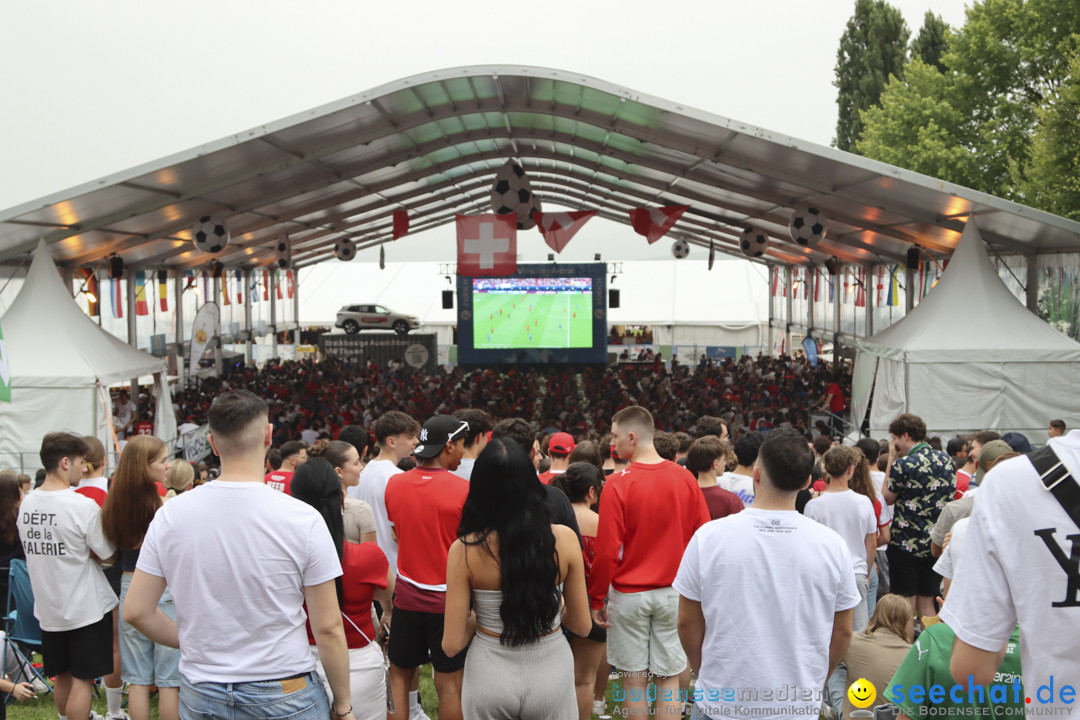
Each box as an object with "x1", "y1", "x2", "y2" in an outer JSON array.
[
  {"x1": 671, "y1": 238, "x2": 690, "y2": 259},
  {"x1": 740, "y1": 227, "x2": 770, "y2": 258},
  {"x1": 789, "y1": 206, "x2": 828, "y2": 247},
  {"x1": 275, "y1": 235, "x2": 292, "y2": 269},
  {"x1": 334, "y1": 238, "x2": 357, "y2": 261},
  {"x1": 191, "y1": 216, "x2": 229, "y2": 253},
  {"x1": 490, "y1": 160, "x2": 538, "y2": 230}
]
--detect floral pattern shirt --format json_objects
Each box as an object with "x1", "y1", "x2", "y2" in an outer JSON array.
[{"x1": 887, "y1": 443, "x2": 956, "y2": 557}]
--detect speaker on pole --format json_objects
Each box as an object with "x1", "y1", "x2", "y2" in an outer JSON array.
[
  {"x1": 442, "y1": 290, "x2": 454, "y2": 309},
  {"x1": 609, "y1": 289, "x2": 620, "y2": 308},
  {"x1": 109, "y1": 254, "x2": 124, "y2": 279},
  {"x1": 906, "y1": 246, "x2": 921, "y2": 270}
]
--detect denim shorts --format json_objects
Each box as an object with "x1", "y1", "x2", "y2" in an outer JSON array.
[
  {"x1": 118, "y1": 572, "x2": 181, "y2": 687},
  {"x1": 180, "y1": 671, "x2": 330, "y2": 720}
]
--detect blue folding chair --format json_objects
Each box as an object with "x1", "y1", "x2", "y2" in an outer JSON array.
[{"x1": 4, "y1": 558, "x2": 53, "y2": 702}]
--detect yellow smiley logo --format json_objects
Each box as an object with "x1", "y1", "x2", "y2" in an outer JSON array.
[{"x1": 848, "y1": 678, "x2": 877, "y2": 709}]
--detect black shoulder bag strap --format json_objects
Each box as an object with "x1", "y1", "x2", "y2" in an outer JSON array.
[{"x1": 1028, "y1": 444, "x2": 1080, "y2": 530}]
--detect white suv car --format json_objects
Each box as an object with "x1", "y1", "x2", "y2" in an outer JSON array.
[{"x1": 334, "y1": 304, "x2": 420, "y2": 335}]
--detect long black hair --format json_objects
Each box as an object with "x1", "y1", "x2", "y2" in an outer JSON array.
[
  {"x1": 550, "y1": 462, "x2": 604, "y2": 504},
  {"x1": 459, "y1": 437, "x2": 559, "y2": 646},
  {"x1": 291, "y1": 457, "x2": 345, "y2": 607}
]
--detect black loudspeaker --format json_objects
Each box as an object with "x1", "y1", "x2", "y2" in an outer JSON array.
[
  {"x1": 442, "y1": 290, "x2": 454, "y2": 309},
  {"x1": 906, "y1": 246, "x2": 921, "y2": 271},
  {"x1": 824, "y1": 257, "x2": 840, "y2": 276},
  {"x1": 108, "y1": 254, "x2": 124, "y2": 279},
  {"x1": 609, "y1": 289, "x2": 620, "y2": 308}
]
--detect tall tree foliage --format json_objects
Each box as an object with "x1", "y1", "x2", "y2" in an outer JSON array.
[
  {"x1": 834, "y1": 0, "x2": 910, "y2": 152},
  {"x1": 910, "y1": 11, "x2": 948, "y2": 71},
  {"x1": 1025, "y1": 56, "x2": 1080, "y2": 221}
]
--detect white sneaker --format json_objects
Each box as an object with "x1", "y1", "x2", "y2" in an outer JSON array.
[
  {"x1": 89, "y1": 712, "x2": 106, "y2": 720},
  {"x1": 107, "y1": 712, "x2": 131, "y2": 720},
  {"x1": 409, "y1": 706, "x2": 431, "y2": 720},
  {"x1": 593, "y1": 698, "x2": 606, "y2": 716}
]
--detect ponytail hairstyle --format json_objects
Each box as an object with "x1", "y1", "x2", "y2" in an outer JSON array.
[
  {"x1": 308, "y1": 439, "x2": 355, "y2": 471},
  {"x1": 550, "y1": 462, "x2": 603, "y2": 505},
  {"x1": 290, "y1": 457, "x2": 345, "y2": 607},
  {"x1": 460, "y1": 437, "x2": 558, "y2": 646},
  {"x1": 102, "y1": 435, "x2": 166, "y2": 551}
]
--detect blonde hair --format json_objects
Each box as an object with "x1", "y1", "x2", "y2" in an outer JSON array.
[
  {"x1": 865, "y1": 594, "x2": 912, "y2": 641},
  {"x1": 166, "y1": 459, "x2": 195, "y2": 492}
]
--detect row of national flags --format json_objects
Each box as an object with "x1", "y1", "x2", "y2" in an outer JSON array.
[
  {"x1": 82, "y1": 269, "x2": 294, "y2": 319},
  {"x1": 771, "y1": 264, "x2": 940, "y2": 307}
]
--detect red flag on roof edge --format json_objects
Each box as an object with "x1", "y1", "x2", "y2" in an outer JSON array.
[
  {"x1": 392, "y1": 210, "x2": 409, "y2": 240},
  {"x1": 628, "y1": 205, "x2": 689, "y2": 244},
  {"x1": 456, "y1": 214, "x2": 517, "y2": 278},
  {"x1": 532, "y1": 210, "x2": 597, "y2": 253}
]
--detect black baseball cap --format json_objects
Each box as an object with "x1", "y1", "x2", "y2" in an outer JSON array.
[{"x1": 414, "y1": 415, "x2": 469, "y2": 459}]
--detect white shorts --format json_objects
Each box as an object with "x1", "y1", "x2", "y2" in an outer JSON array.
[{"x1": 607, "y1": 586, "x2": 687, "y2": 677}]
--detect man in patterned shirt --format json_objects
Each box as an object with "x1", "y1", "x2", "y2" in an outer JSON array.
[{"x1": 881, "y1": 413, "x2": 955, "y2": 621}]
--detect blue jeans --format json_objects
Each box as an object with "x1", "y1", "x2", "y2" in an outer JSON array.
[
  {"x1": 867, "y1": 567, "x2": 880, "y2": 618},
  {"x1": 179, "y1": 671, "x2": 329, "y2": 720}
]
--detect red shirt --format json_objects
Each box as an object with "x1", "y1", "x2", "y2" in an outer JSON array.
[
  {"x1": 955, "y1": 470, "x2": 971, "y2": 500},
  {"x1": 134, "y1": 421, "x2": 154, "y2": 436},
  {"x1": 384, "y1": 466, "x2": 469, "y2": 608},
  {"x1": 588, "y1": 460, "x2": 710, "y2": 609},
  {"x1": 826, "y1": 382, "x2": 845, "y2": 413},
  {"x1": 75, "y1": 486, "x2": 108, "y2": 508},
  {"x1": 700, "y1": 485, "x2": 743, "y2": 521},
  {"x1": 264, "y1": 470, "x2": 293, "y2": 495},
  {"x1": 306, "y1": 541, "x2": 388, "y2": 649},
  {"x1": 538, "y1": 470, "x2": 563, "y2": 485}
]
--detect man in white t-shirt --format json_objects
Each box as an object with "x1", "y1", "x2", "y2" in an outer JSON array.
[
  {"x1": 944, "y1": 429, "x2": 1080, "y2": 717},
  {"x1": 451, "y1": 408, "x2": 492, "y2": 482},
  {"x1": 123, "y1": 390, "x2": 354, "y2": 720},
  {"x1": 675, "y1": 428, "x2": 859, "y2": 720},
  {"x1": 17, "y1": 432, "x2": 117, "y2": 720},
  {"x1": 114, "y1": 390, "x2": 138, "y2": 439},
  {"x1": 718, "y1": 431, "x2": 763, "y2": 507}
]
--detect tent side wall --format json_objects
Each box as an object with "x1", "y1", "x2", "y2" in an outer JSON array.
[{"x1": 0, "y1": 384, "x2": 100, "y2": 473}]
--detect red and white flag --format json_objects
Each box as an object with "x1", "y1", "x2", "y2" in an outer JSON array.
[
  {"x1": 532, "y1": 210, "x2": 597, "y2": 254},
  {"x1": 628, "y1": 205, "x2": 689, "y2": 244},
  {"x1": 456, "y1": 214, "x2": 517, "y2": 277},
  {"x1": 392, "y1": 210, "x2": 409, "y2": 240}
]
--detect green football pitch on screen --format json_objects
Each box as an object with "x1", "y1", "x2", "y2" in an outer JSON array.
[{"x1": 472, "y1": 290, "x2": 593, "y2": 349}]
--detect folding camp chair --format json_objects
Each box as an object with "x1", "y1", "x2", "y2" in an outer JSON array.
[{"x1": 3, "y1": 559, "x2": 53, "y2": 702}]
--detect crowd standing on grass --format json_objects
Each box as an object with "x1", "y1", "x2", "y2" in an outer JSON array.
[{"x1": 5, "y1": 352, "x2": 1078, "y2": 720}]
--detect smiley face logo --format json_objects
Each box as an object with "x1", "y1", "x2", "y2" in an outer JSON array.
[{"x1": 848, "y1": 678, "x2": 876, "y2": 709}]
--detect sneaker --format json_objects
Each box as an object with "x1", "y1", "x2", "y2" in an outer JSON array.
[
  {"x1": 30, "y1": 677, "x2": 50, "y2": 695},
  {"x1": 89, "y1": 712, "x2": 106, "y2": 720},
  {"x1": 409, "y1": 706, "x2": 431, "y2": 720},
  {"x1": 107, "y1": 712, "x2": 131, "y2": 720},
  {"x1": 593, "y1": 699, "x2": 606, "y2": 716}
]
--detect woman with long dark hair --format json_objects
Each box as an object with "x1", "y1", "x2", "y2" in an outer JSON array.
[
  {"x1": 291, "y1": 458, "x2": 393, "y2": 720},
  {"x1": 442, "y1": 438, "x2": 590, "y2": 720},
  {"x1": 101, "y1": 435, "x2": 180, "y2": 720},
  {"x1": 0, "y1": 470, "x2": 24, "y2": 617}
]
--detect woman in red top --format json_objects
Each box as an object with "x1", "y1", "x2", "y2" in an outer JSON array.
[
  {"x1": 551, "y1": 462, "x2": 608, "y2": 720},
  {"x1": 292, "y1": 458, "x2": 394, "y2": 720}
]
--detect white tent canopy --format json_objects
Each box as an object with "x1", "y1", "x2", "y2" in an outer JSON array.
[
  {"x1": 0, "y1": 241, "x2": 176, "y2": 470},
  {"x1": 851, "y1": 222, "x2": 1080, "y2": 443}
]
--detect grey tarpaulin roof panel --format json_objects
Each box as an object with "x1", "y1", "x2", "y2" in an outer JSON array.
[{"x1": 2, "y1": 64, "x2": 1079, "y2": 273}]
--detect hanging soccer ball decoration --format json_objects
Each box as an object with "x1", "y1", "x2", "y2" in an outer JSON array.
[
  {"x1": 789, "y1": 206, "x2": 829, "y2": 247},
  {"x1": 191, "y1": 216, "x2": 229, "y2": 253},
  {"x1": 490, "y1": 160, "x2": 540, "y2": 230},
  {"x1": 334, "y1": 238, "x2": 357, "y2": 261},
  {"x1": 671, "y1": 238, "x2": 690, "y2": 259},
  {"x1": 275, "y1": 234, "x2": 292, "y2": 269},
  {"x1": 740, "y1": 227, "x2": 770, "y2": 258}
]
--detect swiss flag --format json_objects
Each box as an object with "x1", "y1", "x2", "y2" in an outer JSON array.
[
  {"x1": 456, "y1": 214, "x2": 517, "y2": 277},
  {"x1": 392, "y1": 210, "x2": 409, "y2": 240},
  {"x1": 628, "y1": 205, "x2": 689, "y2": 244},
  {"x1": 533, "y1": 210, "x2": 597, "y2": 253}
]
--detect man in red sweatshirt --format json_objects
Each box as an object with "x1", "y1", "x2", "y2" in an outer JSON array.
[{"x1": 589, "y1": 405, "x2": 710, "y2": 718}]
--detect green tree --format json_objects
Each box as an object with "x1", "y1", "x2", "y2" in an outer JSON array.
[
  {"x1": 910, "y1": 11, "x2": 949, "y2": 71},
  {"x1": 834, "y1": 0, "x2": 911, "y2": 152},
  {"x1": 1024, "y1": 55, "x2": 1080, "y2": 220}
]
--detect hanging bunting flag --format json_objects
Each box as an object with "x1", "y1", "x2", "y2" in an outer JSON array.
[
  {"x1": 263, "y1": 269, "x2": 270, "y2": 301},
  {"x1": 111, "y1": 278, "x2": 123, "y2": 318},
  {"x1": 78, "y1": 268, "x2": 99, "y2": 317},
  {"x1": 887, "y1": 266, "x2": 900, "y2": 306},
  {"x1": 220, "y1": 272, "x2": 231, "y2": 306},
  {"x1": 708, "y1": 241, "x2": 715, "y2": 271},
  {"x1": 392, "y1": 210, "x2": 410, "y2": 240},
  {"x1": 235, "y1": 270, "x2": 243, "y2": 305},
  {"x1": 876, "y1": 267, "x2": 884, "y2": 307},
  {"x1": 628, "y1": 205, "x2": 689, "y2": 244},
  {"x1": 286, "y1": 270, "x2": 295, "y2": 299},
  {"x1": 379, "y1": 245, "x2": 386, "y2": 270},
  {"x1": 134, "y1": 271, "x2": 149, "y2": 316},
  {"x1": 843, "y1": 269, "x2": 850, "y2": 301},
  {"x1": 456, "y1": 214, "x2": 518, "y2": 277},
  {"x1": 157, "y1": 270, "x2": 168, "y2": 312},
  {"x1": 532, "y1": 210, "x2": 597, "y2": 254},
  {"x1": 855, "y1": 267, "x2": 866, "y2": 307},
  {"x1": 250, "y1": 275, "x2": 259, "y2": 304},
  {"x1": 276, "y1": 270, "x2": 283, "y2": 300}
]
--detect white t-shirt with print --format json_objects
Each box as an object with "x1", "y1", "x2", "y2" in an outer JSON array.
[
  {"x1": 941, "y1": 430, "x2": 1080, "y2": 716},
  {"x1": 674, "y1": 509, "x2": 860, "y2": 720},
  {"x1": 804, "y1": 490, "x2": 877, "y2": 576},
  {"x1": 17, "y1": 488, "x2": 118, "y2": 631},
  {"x1": 348, "y1": 459, "x2": 402, "y2": 573},
  {"x1": 718, "y1": 471, "x2": 754, "y2": 507},
  {"x1": 138, "y1": 481, "x2": 341, "y2": 684}
]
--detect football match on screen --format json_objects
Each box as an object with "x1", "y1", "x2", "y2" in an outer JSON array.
[{"x1": 471, "y1": 277, "x2": 593, "y2": 350}]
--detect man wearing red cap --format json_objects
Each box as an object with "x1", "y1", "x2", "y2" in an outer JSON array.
[{"x1": 539, "y1": 432, "x2": 575, "y2": 485}]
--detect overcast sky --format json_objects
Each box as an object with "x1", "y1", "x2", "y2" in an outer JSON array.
[{"x1": 0, "y1": 0, "x2": 972, "y2": 212}]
